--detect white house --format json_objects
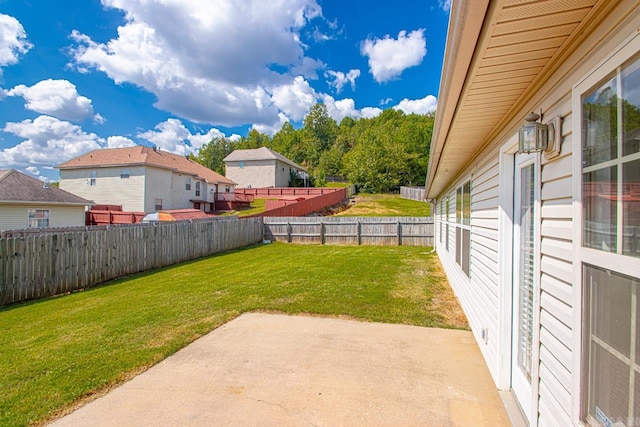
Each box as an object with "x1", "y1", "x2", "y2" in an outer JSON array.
[
  {"x1": 57, "y1": 146, "x2": 237, "y2": 213},
  {"x1": 223, "y1": 147, "x2": 307, "y2": 188},
  {"x1": 0, "y1": 169, "x2": 92, "y2": 232},
  {"x1": 427, "y1": 1, "x2": 639, "y2": 426}
]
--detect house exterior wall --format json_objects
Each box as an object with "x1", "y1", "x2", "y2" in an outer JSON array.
[
  {"x1": 274, "y1": 160, "x2": 293, "y2": 187},
  {"x1": 143, "y1": 166, "x2": 173, "y2": 212},
  {"x1": 225, "y1": 160, "x2": 276, "y2": 188},
  {"x1": 60, "y1": 166, "x2": 212, "y2": 212},
  {"x1": 0, "y1": 204, "x2": 86, "y2": 231},
  {"x1": 60, "y1": 166, "x2": 146, "y2": 211},
  {"x1": 433, "y1": 3, "x2": 640, "y2": 426},
  {"x1": 169, "y1": 173, "x2": 203, "y2": 210}
]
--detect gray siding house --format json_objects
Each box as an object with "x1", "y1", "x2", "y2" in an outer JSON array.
[{"x1": 224, "y1": 147, "x2": 307, "y2": 188}]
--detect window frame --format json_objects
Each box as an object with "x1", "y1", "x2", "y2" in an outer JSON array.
[
  {"x1": 573, "y1": 31, "x2": 640, "y2": 424},
  {"x1": 27, "y1": 208, "x2": 50, "y2": 228},
  {"x1": 89, "y1": 170, "x2": 96, "y2": 186},
  {"x1": 186, "y1": 177, "x2": 191, "y2": 191},
  {"x1": 195, "y1": 181, "x2": 201, "y2": 197},
  {"x1": 455, "y1": 180, "x2": 472, "y2": 277}
]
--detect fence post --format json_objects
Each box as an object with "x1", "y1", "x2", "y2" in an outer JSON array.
[
  {"x1": 398, "y1": 222, "x2": 402, "y2": 246},
  {"x1": 321, "y1": 221, "x2": 325, "y2": 245},
  {"x1": 287, "y1": 221, "x2": 292, "y2": 243},
  {"x1": 357, "y1": 220, "x2": 362, "y2": 245}
]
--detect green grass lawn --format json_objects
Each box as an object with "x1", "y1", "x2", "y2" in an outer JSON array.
[
  {"x1": 338, "y1": 193, "x2": 430, "y2": 217},
  {"x1": 0, "y1": 243, "x2": 463, "y2": 426},
  {"x1": 325, "y1": 182, "x2": 352, "y2": 188}
]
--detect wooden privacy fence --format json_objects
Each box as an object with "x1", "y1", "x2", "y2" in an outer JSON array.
[
  {"x1": 247, "y1": 188, "x2": 347, "y2": 218},
  {"x1": 400, "y1": 186, "x2": 426, "y2": 202},
  {"x1": 0, "y1": 217, "x2": 263, "y2": 306},
  {"x1": 263, "y1": 216, "x2": 433, "y2": 246}
]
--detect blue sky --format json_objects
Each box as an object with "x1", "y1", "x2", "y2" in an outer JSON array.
[{"x1": 0, "y1": 0, "x2": 450, "y2": 181}]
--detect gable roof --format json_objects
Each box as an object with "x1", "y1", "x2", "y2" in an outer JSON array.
[
  {"x1": 57, "y1": 146, "x2": 237, "y2": 186},
  {"x1": 0, "y1": 169, "x2": 92, "y2": 205},
  {"x1": 426, "y1": 0, "x2": 605, "y2": 198},
  {"x1": 223, "y1": 147, "x2": 307, "y2": 172}
]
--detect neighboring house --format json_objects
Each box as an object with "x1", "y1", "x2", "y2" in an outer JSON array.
[
  {"x1": 426, "y1": 1, "x2": 639, "y2": 426},
  {"x1": 0, "y1": 169, "x2": 92, "y2": 231},
  {"x1": 57, "y1": 146, "x2": 237, "y2": 213},
  {"x1": 223, "y1": 147, "x2": 307, "y2": 188}
]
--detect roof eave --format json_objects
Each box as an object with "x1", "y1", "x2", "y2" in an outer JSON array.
[
  {"x1": 425, "y1": 0, "x2": 491, "y2": 200},
  {"x1": 0, "y1": 200, "x2": 93, "y2": 206}
]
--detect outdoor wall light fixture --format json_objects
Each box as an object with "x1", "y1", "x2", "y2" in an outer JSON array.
[{"x1": 517, "y1": 111, "x2": 562, "y2": 158}]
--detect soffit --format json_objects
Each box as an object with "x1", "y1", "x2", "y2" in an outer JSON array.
[{"x1": 426, "y1": 0, "x2": 601, "y2": 198}]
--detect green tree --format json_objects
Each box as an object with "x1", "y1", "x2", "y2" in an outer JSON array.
[
  {"x1": 192, "y1": 137, "x2": 237, "y2": 175},
  {"x1": 272, "y1": 121, "x2": 306, "y2": 165},
  {"x1": 302, "y1": 103, "x2": 338, "y2": 168},
  {"x1": 238, "y1": 128, "x2": 271, "y2": 150}
]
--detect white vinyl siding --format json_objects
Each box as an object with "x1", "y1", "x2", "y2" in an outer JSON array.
[
  {"x1": 60, "y1": 167, "x2": 146, "y2": 212},
  {"x1": 275, "y1": 160, "x2": 291, "y2": 187},
  {"x1": 225, "y1": 159, "x2": 277, "y2": 188},
  {"x1": 539, "y1": 101, "x2": 574, "y2": 426},
  {"x1": 144, "y1": 166, "x2": 172, "y2": 212},
  {"x1": 429, "y1": 2, "x2": 640, "y2": 426},
  {"x1": 0, "y1": 205, "x2": 86, "y2": 231},
  {"x1": 435, "y1": 150, "x2": 502, "y2": 382}
]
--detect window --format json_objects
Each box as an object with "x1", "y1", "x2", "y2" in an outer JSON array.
[
  {"x1": 89, "y1": 171, "x2": 96, "y2": 186},
  {"x1": 584, "y1": 265, "x2": 640, "y2": 427},
  {"x1": 195, "y1": 181, "x2": 201, "y2": 197},
  {"x1": 456, "y1": 181, "x2": 471, "y2": 276},
  {"x1": 120, "y1": 169, "x2": 130, "y2": 179},
  {"x1": 581, "y1": 50, "x2": 640, "y2": 427},
  {"x1": 225, "y1": 185, "x2": 230, "y2": 192},
  {"x1": 445, "y1": 195, "x2": 451, "y2": 252},
  {"x1": 439, "y1": 200, "x2": 444, "y2": 244},
  {"x1": 582, "y1": 54, "x2": 640, "y2": 257},
  {"x1": 28, "y1": 209, "x2": 50, "y2": 228},
  {"x1": 154, "y1": 199, "x2": 162, "y2": 210},
  {"x1": 186, "y1": 177, "x2": 191, "y2": 191}
]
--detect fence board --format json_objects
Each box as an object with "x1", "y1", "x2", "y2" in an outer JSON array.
[
  {"x1": 400, "y1": 186, "x2": 426, "y2": 202},
  {"x1": 0, "y1": 217, "x2": 263, "y2": 307},
  {"x1": 264, "y1": 217, "x2": 433, "y2": 247}
]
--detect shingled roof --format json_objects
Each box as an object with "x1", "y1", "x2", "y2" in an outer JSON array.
[
  {"x1": 0, "y1": 169, "x2": 92, "y2": 205},
  {"x1": 223, "y1": 147, "x2": 306, "y2": 171},
  {"x1": 57, "y1": 146, "x2": 237, "y2": 186}
]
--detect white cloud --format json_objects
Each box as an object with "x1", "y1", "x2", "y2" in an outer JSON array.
[
  {"x1": 325, "y1": 69, "x2": 360, "y2": 93},
  {"x1": 7, "y1": 79, "x2": 95, "y2": 121},
  {"x1": 93, "y1": 113, "x2": 106, "y2": 124},
  {"x1": 188, "y1": 128, "x2": 227, "y2": 150},
  {"x1": 394, "y1": 95, "x2": 437, "y2": 115},
  {"x1": 320, "y1": 94, "x2": 382, "y2": 122},
  {"x1": 0, "y1": 14, "x2": 32, "y2": 74},
  {"x1": 380, "y1": 97, "x2": 393, "y2": 106},
  {"x1": 0, "y1": 115, "x2": 103, "y2": 169},
  {"x1": 137, "y1": 118, "x2": 230, "y2": 154},
  {"x1": 271, "y1": 76, "x2": 317, "y2": 121},
  {"x1": 106, "y1": 136, "x2": 136, "y2": 148},
  {"x1": 439, "y1": 0, "x2": 452, "y2": 12},
  {"x1": 361, "y1": 29, "x2": 426, "y2": 83},
  {"x1": 69, "y1": 0, "x2": 325, "y2": 127},
  {"x1": 252, "y1": 112, "x2": 290, "y2": 136},
  {"x1": 25, "y1": 166, "x2": 40, "y2": 176},
  {"x1": 361, "y1": 107, "x2": 383, "y2": 118}
]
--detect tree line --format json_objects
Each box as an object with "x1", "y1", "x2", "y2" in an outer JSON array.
[{"x1": 193, "y1": 103, "x2": 434, "y2": 193}]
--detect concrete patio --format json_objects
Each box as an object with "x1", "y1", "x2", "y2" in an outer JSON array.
[{"x1": 50, "y1": 313, "x2": 511, "y2": 426}]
